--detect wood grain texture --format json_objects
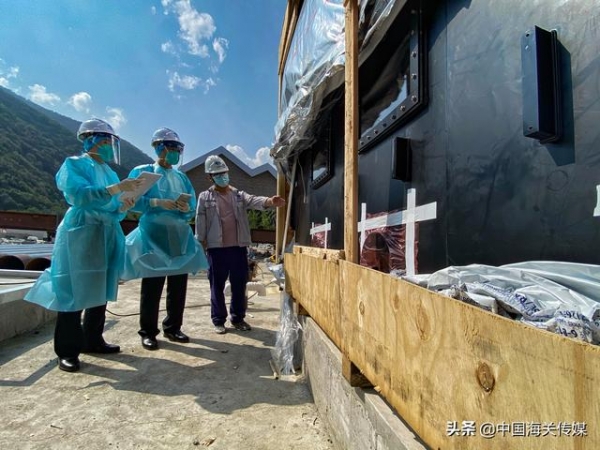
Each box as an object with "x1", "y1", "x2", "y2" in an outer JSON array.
[{"x1": 286, "y1": 251, "x2": 600, "y2": 449}]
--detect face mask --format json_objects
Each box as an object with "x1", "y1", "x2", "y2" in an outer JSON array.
[
  {"x1": 213, "y1": 174, "x2": 229, "y2": 187},
  {"x1": 165, "y1": 151, "x2": 180, "y2": 165},
  {"x1": 97, "y1": 144, "x2": 114, "y2": 163}
]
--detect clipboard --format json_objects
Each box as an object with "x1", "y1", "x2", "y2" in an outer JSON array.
[{"x1": 120, "y1": 172, "x2": 162, "y2": 203}]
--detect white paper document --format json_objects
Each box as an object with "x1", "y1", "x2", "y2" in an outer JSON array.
[{"x1": 120, "y1": 172, "x2": 162, "y2": 203}]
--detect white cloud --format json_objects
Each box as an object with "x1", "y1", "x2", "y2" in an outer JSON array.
[
  {"x1": 161, "y1": 41, "x2": 177, "y2": 55},
  {"x1": 150, "y1": 6, "x2": 157, "y2": 15},
  {"x1": 28, "y1": 84, "x2": 61, "y2": 106},
  {"x1": 254, "y1": 146, "x2": 274, "y2": 167},
  {"x1": 167, "y1": 71, "x2": 201, "y2": 92},
  {"x1": 212, "y1": 37, "x2": 228, "y2": 64},
  {"x1": 68, "y1": 91, "x2": 92, "y2": 113},
  {"x1": 104, "y1": 107, "x2": 127, "y2": 131},
  {"x1": 172, "y1": 1, "x2": 215, "y2": 56},
  {"x1": 166, "y1": 71, "x2": 216, "y2": 94},
  {"x1": 203, "y1": 77, "x2": 216, "y2": 94},
  {"x1": 160, "y1": 0, "x2": 229, "y2": 93},
  {"x1": 226, "y1": 145, "x2": 275, "y2": 168},
  {"x1": 193, "y1": 43, "x2": 210, "y2": 58},
  {"x1": 0, "y1": 63, "x2": 19, "y2": 88}
]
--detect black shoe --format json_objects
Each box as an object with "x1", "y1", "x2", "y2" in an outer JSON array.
[
  {"x1": 141, "y1": 336, "x2": 159, "y2": 350},
  {"x1": 231, "y1": 320, "x2": 252, "y2": 331},
  {"x1": 58, "y1": 357, "x2": 80, "y2": 373},
  {"x1": 82, "y1": 342, "x2": 121, "y2": 354},
  {"x1": 163, "y1": 330, "x2": 190, "y2": 343}
]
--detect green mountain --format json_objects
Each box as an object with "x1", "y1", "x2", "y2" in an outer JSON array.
[{"x1": 0, "y1": 86, "x2": 153, "y2": 214}]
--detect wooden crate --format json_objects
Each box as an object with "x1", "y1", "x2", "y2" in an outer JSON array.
[{"x1": 285, "y1": 246, "x2": 600, "y2": 449}]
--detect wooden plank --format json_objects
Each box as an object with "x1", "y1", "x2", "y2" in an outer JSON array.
[
  {"x1": 294, "y1": 301, "x2": 309, "y2": 316},
  {"x1": 277, "y1": 0, "x2": 301, "y2": 76},
  {"x1": 339, "y1": 259, "x2": 600, "y2": 449},
  {"x1": 275, "y1": 171, "x2": 287, "y2": 260},
  {"x1": 285, "y1": 253, "x2": 342, "y2": 347},
  {"x1": 343, "y1": 0, "x2": 359, "y2": 264},
  {"x1": 286, "y1": 254, "x2": 600, "y2": 448},
  {"x1": 342, "y1": 355, "x2": 373, "y2": 387},
  {"x1": 293, "y1": 245, "x2": 345, "y2": 261}
]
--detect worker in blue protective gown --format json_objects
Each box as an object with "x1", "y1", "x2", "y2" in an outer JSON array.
[
  {"x1": 24, "y1": 118, "x2": 142, "y2": 373},
  {"x1": 122, "y1": 127, "x2": 207, "y2": 351}
]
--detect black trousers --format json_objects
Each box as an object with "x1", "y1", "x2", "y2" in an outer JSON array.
[
  {"x1": 139, "y1": 274, "x2": 188, "y2": 338},
  {"x1": 54, "y1": 304, "x2": 108, "y2": 358}
]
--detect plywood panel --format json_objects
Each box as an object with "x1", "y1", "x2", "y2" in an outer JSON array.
[
  {"x1": 293, "y1": 245, "x2": 346, "y2": 261},
  {"x1": 285, "y1": 252, "x2": 342, "y2": 346},
  {"x1": 339, "y1": 260, "x2": 600, "y2": 449},
  {"x1": 285, "y1": 253, "x2": 600, "y2": 448}
]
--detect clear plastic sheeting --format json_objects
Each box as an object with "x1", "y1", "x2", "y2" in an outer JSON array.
[
  {"x1": 272, "y1": 0, "x2": 399, "y2": 175},
  {"x1": 273, "y1": 0, "x2": 345, "y2": 175},
  {"x1": 358, "y1": 0, "x2": 397, "y2": 52},
  {"x1": 271, "y1": 292, "x2": 303, "y2": 375},
  {"x1": 267, "y1": 262, "x2": 302, "y2": 376},
  {"x1": 267, "y1": 262, "x2": 285, "y2": 290},
  {"x1": 402, "y1": 262, "x2": 600, "y2": 345}
]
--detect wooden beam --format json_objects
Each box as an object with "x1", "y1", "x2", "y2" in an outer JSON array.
[
  {"x1": 342, "y1": 355, "x2": 373, "y2": 387},
  {"x1": 294, "y1": 301, "x2": 309, "y2": 316},
  {"x1": 275, "y1": 1, "x2": 300, "y2": 261},
  {"x1": 277, "y1": 0, "x2": 301, "y2": 77},
  {"x1": 275, "y1": 170, "x2": 287, "y2": 260},
  {"x1": 343, "y1": 0, "x2": 359, "y2": 264},
  {"x1": 293, "y1": 245, "x2": 346, "y2": 261}
]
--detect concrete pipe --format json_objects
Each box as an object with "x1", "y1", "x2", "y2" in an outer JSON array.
[
  {"x1": 0, "y1": 254, "x2": 33, "y2": 270},
  {"x1": 25, "y1": 257, "x2": 51, "y2": 271}
]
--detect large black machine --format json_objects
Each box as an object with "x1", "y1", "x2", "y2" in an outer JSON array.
[{"x1": 272, "y1": 0, "x2": 600, "y2": 274}]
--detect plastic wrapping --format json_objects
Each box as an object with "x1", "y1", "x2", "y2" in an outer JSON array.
[
  {"x1": 272, "y1": 292, "x2": 303, "y2": 375},
  {"x1": 272, "y1": 0, "x2": 345, "y2": 175},
  {"x1": 272, "y1": 0, "x2": 399, "y2": 175},
  {"x1": 267, "y1": 261, "x2": 302, "y2": 375},
  {"x1": 24, "y1": 155, "x2": 126, "y2": 311},
  {"x1": 267, "y1": 262, "x2": 285, "y2": 289},
  {"x1": 411, "y1": 261, "x2": 600, "y2": 345},
  {"x1": 121, "y1": 163, "x2": 207, "y2": 280}
]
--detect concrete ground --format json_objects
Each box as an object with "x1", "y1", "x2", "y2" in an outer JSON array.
[{"x1": 0, "y1": 266, "x2": 335, "y2": 450}]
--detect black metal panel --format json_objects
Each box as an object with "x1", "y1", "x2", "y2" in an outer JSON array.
[
  {"x1": 437, "y1": 0, "x2": 600, "y2": 268},
  {"x1": 359, "y1": 0, "x2": 428, "y2": 151},
  {"x1": 293, "y1": 101, "x2": 345, "y2": 250},
  {"x1": 392, "y1": 137, "x2": 412, "y2": 181},
  {"x1": 292, "y1": 0, "x2": 600, "y2": 272},
  {"x1": 522, "y1": 26, "x2": 562, "y2": 143}
]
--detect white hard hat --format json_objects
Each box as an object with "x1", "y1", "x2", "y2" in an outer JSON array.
[
  {"x1": 205, "y1": 155, "x2": 229, "y2": 174},
  {"x1": 77, "y1": 118, "x2": 118, "y2": 141},
  {"x1": 151, "y1": 127, "x2": 184, "y2": 147}
]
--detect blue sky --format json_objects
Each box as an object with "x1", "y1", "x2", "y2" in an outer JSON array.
[{"x1": 0, "y1": 0, "x2": 286, "y2": 167}]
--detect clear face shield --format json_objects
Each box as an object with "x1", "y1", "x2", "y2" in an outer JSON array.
[
  {"x1": 84, "y1": 133, "x2": 121, "y2": 165},
  {"x1": 157, "y1": 141, "x2": 185, "y2": 168}
]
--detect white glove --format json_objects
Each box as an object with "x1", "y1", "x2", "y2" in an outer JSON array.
[
  {"x1": 150, "y1": 198, "x2": 178, "y2": 210},
  {"x1": 119, "y1": 197, "x2": 136, "y2": 213},
  {"x1": 107, "y1": 178, "x2": 143, "y2": 195}
]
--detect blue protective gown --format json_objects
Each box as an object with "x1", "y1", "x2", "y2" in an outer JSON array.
[
  {"x1": 24, "y1": 155, "x2": 126, "y2": 311},
  {"x1": 121, "y1": 163, "x2": 207, "y2": 280}
]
